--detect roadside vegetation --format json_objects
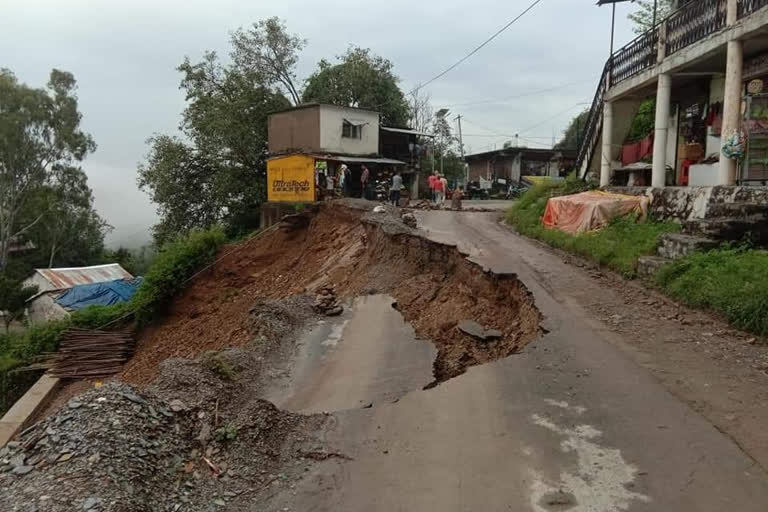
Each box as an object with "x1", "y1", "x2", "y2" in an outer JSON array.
[
  {"x1": 0, "y1": 227, "x2": 227, "y2": 414},
  {"x1": 508, "y1": 179, "x2": 768, "y2": 338},
  {"x1": 505, "y1": 175, "x2": 679, "y2": 276},
  {"x1": 656, "y1": 247, "x2": 768, "y2": 337}
]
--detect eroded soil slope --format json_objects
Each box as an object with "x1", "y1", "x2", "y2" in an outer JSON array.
[{"x1": 122, "y1": 203, "x2": 541, "y2": 387}]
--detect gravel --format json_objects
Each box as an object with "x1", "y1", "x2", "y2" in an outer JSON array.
[{"x1": 1, "y1": 378, "x2": 327, "y2": 511}]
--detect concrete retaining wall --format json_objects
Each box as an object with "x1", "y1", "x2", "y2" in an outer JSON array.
[
  {"x1": 605, "y1": 186, "x2": 768, "y2": 221},
  {"x1": 0, "y1": 374, "x2": 60, "y2": 447}
]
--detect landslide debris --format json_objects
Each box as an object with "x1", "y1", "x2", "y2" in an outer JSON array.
[
  {"x1": 122, "y1": 201, "x2": 541, "y2": 389},
  {"x1": 1, "y1": 379, "x2": 325, "y2": 511}
]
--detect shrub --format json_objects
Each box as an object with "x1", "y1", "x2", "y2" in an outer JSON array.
[
  {"x1": 656, "y1": 247, "x2": 768, "y2": 336},
  {"x1": 131, "y1": 227, "x2": 227, "y2": 326},
  {"x1": 505, "y1": 175, "x2": 678, "y2": 276},
  {"x1": 202, "y1": 352, "x2": 238, "y2": 381},
  {"x1": 214, "y1": 423, "x2": 239, "y2": 443}
]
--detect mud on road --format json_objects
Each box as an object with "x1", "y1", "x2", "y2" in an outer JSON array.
[{"x1": 3, "y1": 202, "x2": 544, "y2": 511}]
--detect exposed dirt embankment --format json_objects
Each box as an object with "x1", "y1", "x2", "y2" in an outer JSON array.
[
  {"x1": 353, "y1": 213, "x2": 542, "y2": 384},
  {"x1": 122, "y1": 202, "x2": 542, "y2": 387}
]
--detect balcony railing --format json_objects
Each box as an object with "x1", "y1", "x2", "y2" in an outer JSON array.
[
  {"x1": 610, "y1": 31, "x2": 659, "y2": 86},
  {"x1": 578, "y1": 0, "x2": 768, "y2": 177},
  {"x1": 666, "y1": 0, "x2": 727, "y2": 55},
  {"x1": 609, "y1": 0, "x2": 733, "y2": 88},
  {"x1": 739, "y1": 0, "x2": 768, "y2": 18}
]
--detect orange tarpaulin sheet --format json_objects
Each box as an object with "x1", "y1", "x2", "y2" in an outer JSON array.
[{"x1": 542, "y1": 191, "x2": 649, "y2": 234}]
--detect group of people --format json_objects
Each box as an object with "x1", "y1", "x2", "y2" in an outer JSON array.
[
  {"x1": 428, "y1": 172, "x2": 449, "y2": 205},
  {"x1": 318, "y1": 163, "x2": 370, "y2": 200},
  {"x1": 321, "y1": 163, "x2": 461, "y2": 209}
]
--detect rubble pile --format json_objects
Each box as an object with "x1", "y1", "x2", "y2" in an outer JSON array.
[
  {"x1": 1, "y1": 378, "x2": 328, "y2": 511},
  {"x1": 0, "y1": 383, "x2": 195, "y2": 511},
  {"x1": 313, "y1": 287, "x2": 343, "y2": 316},
  {"x1": 247, "y1": 296, "x2": 315, "y2": 342},
  {"x1": 401, "y1": 212, "x2": 418, "y2": 229}
]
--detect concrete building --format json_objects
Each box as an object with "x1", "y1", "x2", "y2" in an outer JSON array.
[
  {"x1": 578, "y1": 0, "x2": 768, "y2": 189},
  {"x1": 465, "y1": 148, "x2": 576, "y2": 184},
  {"x1": 266, "y1": 103, "x2": 435, "y2": 203},
  {"x1": 268, "y1": 104, "x2": 380, "y2": 157}
]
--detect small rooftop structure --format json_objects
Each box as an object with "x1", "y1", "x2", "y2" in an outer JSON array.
[{"x1": 24, "y1": 264, "x2": 134, "y2": 294}]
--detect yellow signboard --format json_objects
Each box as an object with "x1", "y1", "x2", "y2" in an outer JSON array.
[{"x1": 267, "y1": 155, "x2": 316, "y2": 202}]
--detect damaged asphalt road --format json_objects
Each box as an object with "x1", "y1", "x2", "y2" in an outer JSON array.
[
  {"x1": 270, "y1": 209, "x2": 768, "y2": 512},
  {"x1": 5, "y1": 203, "x2": 768, "y2": 511}
]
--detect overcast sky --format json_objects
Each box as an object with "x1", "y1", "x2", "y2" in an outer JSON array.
[{"x1": 1, "y1": 0, "x2": 638, "y2": 248}]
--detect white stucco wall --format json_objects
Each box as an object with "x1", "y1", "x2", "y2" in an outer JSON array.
[
  {"x1": 23, "y1": 273, "x2": 55, "y2": 294},
  {"x1": 26, "y1": 294, "x2": 69, "y2": 325},
  {"x1": 319, "y1": 105, "x2": 379, "y2": 155}
]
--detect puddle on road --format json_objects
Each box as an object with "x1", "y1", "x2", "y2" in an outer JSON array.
[{"x1": 269, "y1": 294, "x2": 437, "y2": 414}]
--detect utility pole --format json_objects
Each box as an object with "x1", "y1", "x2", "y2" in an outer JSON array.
[{"x1": 455, "y1": 114, "x2": 467, "y2": 186}]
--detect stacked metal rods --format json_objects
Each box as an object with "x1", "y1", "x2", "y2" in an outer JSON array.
[{"x1": 49, "y1": 328, "x2": 136, "y2": 379}]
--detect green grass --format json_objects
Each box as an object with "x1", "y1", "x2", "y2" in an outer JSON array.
[
  {"x1": 505, "y1": 176, "x2": 680, "y2": 276},
  {"x1": 656, "y1": 247, "x2": 768, "y2": 336}
]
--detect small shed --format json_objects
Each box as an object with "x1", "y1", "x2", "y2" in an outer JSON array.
[{"x1": 24, "y1": 264, "x2": 136, "y2": 325}]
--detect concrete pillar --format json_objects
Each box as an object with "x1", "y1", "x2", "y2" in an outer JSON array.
[
  {"x1": 657, "y1": 21, "x2": 667, "y2": 63},
  {"x1": 600, "y1": 101, "x2": 614, "y2": 187},
  {"x1": 720, "y1": 39, "x2": 744, "y2": 185},
  {"x1": 727, "y1": 0, "x2": 738, "y2": 26},
  {"x1": 652, "y1": 73, "x2": 672, "y2": 188}
]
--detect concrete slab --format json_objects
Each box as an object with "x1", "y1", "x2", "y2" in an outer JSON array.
[{"x1": 0, "y1": 374, "x2": 60, "y2": 447}]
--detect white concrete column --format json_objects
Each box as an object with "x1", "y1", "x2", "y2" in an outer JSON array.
[
  {"x1": 720, "y1": 39, "x2": 744, "y2": 186},
  {"x1": 727, "y1": 0, "x2": 738, "y2": 26},
  {"x1": 652, "y1": 73, "x2": 672, "y2": 188},
  {"x1": 600, "y1": 100, "x2": 614, "y2": 187}
]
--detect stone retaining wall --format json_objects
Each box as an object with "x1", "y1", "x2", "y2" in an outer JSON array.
[{"x1": 605, "y1": 186, "x2": 768, "y2": 221}]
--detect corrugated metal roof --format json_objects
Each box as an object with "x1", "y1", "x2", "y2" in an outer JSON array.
[
  {"x1": 380, "y1": 126, "x2": 435, "y2": 138},
  {"x1": 33, "y1": 264, "x2": 133, "y2": 290},
  {"x1": 310, "y1": 154, "x2": 407, "y2": 165}
]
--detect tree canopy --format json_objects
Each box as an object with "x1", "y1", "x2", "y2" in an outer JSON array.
[
  {"x1": 554, "y1": 109, "x2": 590, "y2": 151},
  {"x1": 303, "y1": 47, "x2": 411, "y2": 127},
  {"x1": 139, "y1": 42, "x2": 292, "y2": 244},
  {"x1": 0, "y1": 69, "x2": 99, "y2": 274},
  {"x1": 139, "y1": 20, "x2": 415, "y2": 242},
  {"x1": 231, "y1": 17, "x2": 306, "y2": 105},
  {"x1": 628, "y1": 0, "x2": 675, "y2": 34}
]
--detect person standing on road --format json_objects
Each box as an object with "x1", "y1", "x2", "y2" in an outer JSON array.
[
  {"x1": 434, "y1": 173, "x2": 445, "y2": 206},
  {"x1": 428, "y1": 172, "x2": 437, "y2": 204},
  {"x1": 326, "y1": 171, "x2": 335, "y2": 200},
  {"x1": 390, "y1": 171, "x2": 403, "y2": 207},
  {"x1": 340, "y1": 163, "x2": 353, "y2": 197},
  {"x1": 360, "y1": 165, "x2": 370, "y2": 199},
  {"x1": 440, "y1": 174, "x2": 448, "y2": 205}
]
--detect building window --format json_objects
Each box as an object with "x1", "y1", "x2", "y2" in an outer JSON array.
[{"x1": 342, "y1": 120, "x2": 362, "y2": 139}]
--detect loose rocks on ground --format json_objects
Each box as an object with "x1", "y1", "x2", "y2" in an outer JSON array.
[
  {"x1": 313, "y1": 287, "x2": 343, "y2": 316},
  {"x1": 1, "y1": 381, "x2": 326, "y2": 512}
]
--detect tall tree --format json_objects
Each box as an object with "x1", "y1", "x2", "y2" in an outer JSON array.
[
  {"x1": 138, "y1": 52, "x2": 290, "y2": 244},
  {"x1": 230, "y1": 17, "x2": 306, "y2": 105},
  {"x1": 303, "y1": 47, "x2": 410, "y2": 126},
  {"x1": 21, "y1": 166, "x2": 111, "y2": 268},
  {"x1": 554, "y1": 109, "x2": 590, "y2": 150},
  {"x1": 0, "y1": 69, "x2": 96, "y2": 272},
  {"x1": 409, "y1": 89, "x2": 433, "y2": 134},
  {"x1": 628, "y1": 0, "x2": 675, "y2": 34},
  {"x1": 0, "y1": 276, "x2": 37, "y2": 333}
]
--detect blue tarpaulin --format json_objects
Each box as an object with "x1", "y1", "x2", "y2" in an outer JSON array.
[{"x1": 55, "y1": 278, "x2": 143, "y2": 310}]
